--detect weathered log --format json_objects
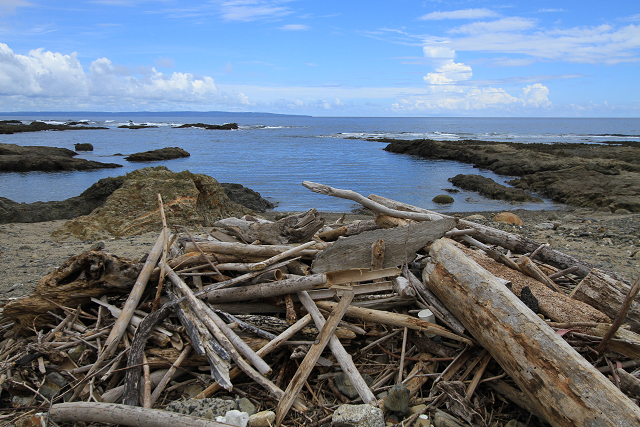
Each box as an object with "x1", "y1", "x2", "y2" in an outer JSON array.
[
  {"x1": 213, "y1": 209, "x2": 325, "y2": 244},
  {"x1": 205, "y1": 267, "x2": 400, "y2": 303},
  {"x1": 516, "y1": 256, "x2": 563, "y2": 293},
  {"x1": 183, "y1": 240, "x2": 324, "y2": 258},
  {"x1": 424, "y1": 238, "x2": 640, "y2": 427},
  {"x1": 317, "y1": 219, "x2": 380, "y2": 241},
  {"x1": 302, "y1": 181, "x2": 442, "y2": 221},
  {"x1": 311, "y1": 218, "x2": 457, "y2": 273},
  {"x1": 572, "y1": 268, "x2": 640, "y2": 333},
  {"x1": 48, "y1": 402, "x2": 228, "y2": 427},
  {"x1": 3, "y1": 250, "x2": 142, "y2": 329}
]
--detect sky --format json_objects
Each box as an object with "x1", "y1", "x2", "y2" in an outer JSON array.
[{"x1": 0, "y1": 1, "x2": 639, "y2": 117}]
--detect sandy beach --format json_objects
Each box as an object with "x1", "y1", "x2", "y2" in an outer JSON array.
[{"x1": 2, "y1": 207, "x2": 638, "y2": 299}]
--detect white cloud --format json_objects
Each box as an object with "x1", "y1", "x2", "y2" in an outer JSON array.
[
  {"x1": 279, "y1": 24, "x2": 309, "y2": 31},
  {"x1": 419, "y1": 8, "x2": 498, "y2": 21},
  {"x1": 450, "y1": 17, "x2": 537, "y2": 35},
  {"x1": 0, "y1": 43, "x2": 249, "y2": 110},
  {"x1": 218, "y1": 0, "x2": 292, "y2": 22},
  {"x1": 522, "y1": 83, "x2": 551, "y2": 107},
  {"x1": 423, "y1": 46, "x2": 456, "y2": 60},
  {"x1": 424, "y1": 61, "x2": 472, "y2": 85},
  {"x1": 0, "y1": 0, "x2": 32, "y2": 15}
]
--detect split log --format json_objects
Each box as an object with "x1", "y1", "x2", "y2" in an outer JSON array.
[
  {"x1": 311, "y1": 218, "x2": 457, "y2": 273},
  {"x1": 205, "y1": 267, "x2": 400, "y2": 303},
  {"x1": 213, "y1": 209, "x2": 325, "y2": 244},
  {"x1": 571, "y1": 268, "x2": 640, "y2": 333},
  {"x1": 3, "y1": 250, "x2": 143, "y2": 329},
  {"x1": 456, "y1": 241, "x2": 610, "y2": 324},
  {"x1": 424, "y1": 238, "x2": 640, "y2": 427},
  {"x1": 48, "y1": 402, "x2": 228, "y2": 427},
  {"x1": 315, "y1": 301, "x2": 472, "y2": 345},
  {"x1": 516, "y1": 256, "x2": 563, "y2": 293}
]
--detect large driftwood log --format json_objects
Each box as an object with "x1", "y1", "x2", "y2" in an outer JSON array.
[
  {"x1": 183, "y1": 241, "x2": 324, "y2": 258},
  {"x1": 571, "y1": 268, "x2": 640, "y2": 333},
  {"x1": 367, "y1": 193, "x2": 629, "y2": 283},
  {"x1": 213, "y1": 209, "x2": 325, "y2": 244},
  {"x1": 3, "y1": 250, "x2": 142, "y2": 329},
  {"x1": 424, "y1": 238, "x2": 640, "y2": 427},
  {"x1": 311, "y1": 218, "x2": 457, "y2": 273}
]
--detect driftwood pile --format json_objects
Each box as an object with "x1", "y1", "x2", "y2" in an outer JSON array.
[{"x1": 2, "y1": 181, "x2": 640, "y2": 427}]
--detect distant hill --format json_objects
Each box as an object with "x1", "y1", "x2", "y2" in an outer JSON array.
[{"x1": 0, "y1": 111, "x2": 310, "y2": 118}]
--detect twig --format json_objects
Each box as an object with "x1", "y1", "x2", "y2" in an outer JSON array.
[{"x1": 596, "y1": 277, "x2": 640, "y2": 354}]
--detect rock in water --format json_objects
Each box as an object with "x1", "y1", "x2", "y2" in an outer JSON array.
[
  {"x1": 52, "y1": 167, "x2": 251, "y2": 240},
  {"x1": 432, "y1": 194, "x2": 454, "y2": 204}
]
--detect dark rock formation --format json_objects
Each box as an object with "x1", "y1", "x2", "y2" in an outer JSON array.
[
  {"x1": 176, "y1": 122, "x2": 238, "y2": 130},
  {"x1": 74, "y1": 143, "x2": 94, "y2": 151},
  {"x1": 0, "y1": 142, "x2": 122, "y2": 172},
  {"x1": 383, "y1": 139, "x2": 640, "y2": 211},
  {"x1": 125, "y1": 147, "x2": 190, "y2": 162},
  {"x1": 432, "y1": 194, "x2": 454, "y2": 204},
  {"x1": 117, "y1": 124, "x2": 158, "y2": 129},
  {"x1": 0, "y1": 177, "x2": 124, "y2": 224},
  {"x1": 0, "y1": 121, "x2": 107, "y2": 134},
  {"x1": 449, "y1": 174, "x2": 542, "y2": 203},
  {"x1": 220, "y1": 183, "x2": 275, "y2": 212},
  {"x1": 52, "y1": 167, "x2": 252, "y2": 239}
]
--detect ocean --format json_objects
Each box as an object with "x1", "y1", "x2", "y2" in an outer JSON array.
[{"x1": 1, "y1": 114, "x2": 639, "y2": 213}]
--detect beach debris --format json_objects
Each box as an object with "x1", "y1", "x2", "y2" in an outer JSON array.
[{"x1": 1, "y1": 182, "x2": 639, "y2": 427}]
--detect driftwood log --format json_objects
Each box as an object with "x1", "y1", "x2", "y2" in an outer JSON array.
[
  {"x1": 311, "y1": 218, "x2": 457, "y2": 273},
  {"x1": 213, "y1": 209, "x2": 325, "y2": 244},
  {"x1": 424, "y1": 238, "x2": 640, "y2": 427}
]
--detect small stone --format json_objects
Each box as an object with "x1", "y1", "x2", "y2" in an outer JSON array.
[
  {"x1": 238, "y1": 397, "x2": 257, "y2": 416},
  {"x1": 534, "y1": 222, "x2": 556, "y2": 230},
  {"x1": 184, "y1": 383, "x2": 204, "y2": 397},
  {"x1": 432, "y1": 195, "x2": 454, "y2": 204},
  {"x1": 384, "y1": 383, "x2": 410, "y2": 415},
  {"x1": 67, "y1": 343, "x2": 86, "y2": 362},
  {"x1": 165, "y1": 397, "x2": 236, "y2": 418},
  {"x1": 39, "y1": 371, "x2": 68, "y2": 401},
  {"x1": 335, "y1": 372, "x2": 374, "y2": 399},
  {"x1": 414, "y1": 414, "x2": 431, "y2": 427},
  {"x1": 493, "y1": 212, "x2": 523, "y2": 226},
  {"x1": 248, "y1": 411, "x2": 276, "y2": 427},
  {"x1": 464, "y1": 214, "x2": 486, "y2": 221},
  {"x1": 332, "y1": 404, "x2": 385, "y2": 427},
  {"x1": 407, "y1": 404, "x2": 427, "y2": 416},
  {"x1": 224, "y1": 410, "x2": 249, "y2": 427},
  {"x1": 432, "y1": 410, "x2": 464, "y2": 427},
  {"x1": 615, "y1": 209, "x2": 631, "y2": 214}
]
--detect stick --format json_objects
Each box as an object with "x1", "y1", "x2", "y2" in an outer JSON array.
[
  {"x1": 47, "y1": 402, "x2": 229, "y2": 427},
  {"x1": 302, "y1": 181, "x2": 443, "y2": 221},
  {"x1": 596, "y1": 278, "x2": 640, "y2": 354},
  {"x1": 149, "y1": 345, "x2": 192, "y2": 407},
  {"x1": 275, "y1": 289, "x2": 354, "y2": 426},
  {"x1": 152, "y1": 194, "x2": 169, "y2": 312},
  {"x1": 298, "y1": 291, "x2": 377, "y2": 405}
]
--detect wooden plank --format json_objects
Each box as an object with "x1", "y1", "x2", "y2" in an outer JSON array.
[{"x1": 311, "y1": 218, "x2": 456, "y2": 273}]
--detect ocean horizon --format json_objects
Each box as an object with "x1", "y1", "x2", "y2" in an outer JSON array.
[{"x1": 2, "y1": 114, "x2": 639, "y2": 213}]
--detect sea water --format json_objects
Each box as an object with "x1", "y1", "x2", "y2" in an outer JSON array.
[{"x1": 1, "y1": 115, "x2": 639, "y2": 212}]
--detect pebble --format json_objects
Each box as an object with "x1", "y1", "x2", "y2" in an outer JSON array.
[
  {"x1": 384, "y1": 383, "x2": 410, "y2": 415},
  {"x1": 332, "y1": 404, "x2": 385, "y2": 427},
  {"x1": 247, "y1": 411, "x2": 276, "y2": 427},
  {"x1": 217, "y1": 410, "x2": 249, "y2": 427},
  {"x1": 238, "y1": 397, "x2": 257, "y2": 416},
  {"x1": 335, "y1": 372, "x2": 373, "y2": 399}
]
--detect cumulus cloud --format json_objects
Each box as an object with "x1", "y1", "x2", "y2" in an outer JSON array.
[
  {"x1": 419, "y1": 8, "x2": 498, "y2": 21},
  {"x1": 0, "y1": 43, "x2": 249, "y2": 110},
  {"x1": 424, "y1": 61, "x2": 472, "y2": 85}
]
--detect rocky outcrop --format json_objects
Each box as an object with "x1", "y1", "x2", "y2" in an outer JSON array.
[
  {"x1": 0, "y1": 121, "x2": 107, "y2": 134},
  {"x1": 74, "y1": 143, "x2": 93, "y2": 151},
  {"x1": 52, "y1": 167, "x2": 252, "y2": 239},
  {"x1": 0, "y1": 142, "x2": 122, "y2": 172},
  {"x1": 125, "y1": 147, "x2": 190, "y2": 162},
  {"x1": 449, "y1": 174, "x2": 542, "y2": 203},
  {"x1": 176, "y1": 123, "x2": 238, "y2": 130},
  {"x1": 220, "y1": 183, "x2": 274, "y2": 212},
  {"x1": 384, "y1": 139, "x2": 640, "y2": 212},
  {"x1": 0, "y1": 177, "x2": 124, "y2": 224}
]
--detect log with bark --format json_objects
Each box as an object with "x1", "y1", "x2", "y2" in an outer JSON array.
[{"x1": 424, "y1": 238, "x2": 640, "y2": 427}]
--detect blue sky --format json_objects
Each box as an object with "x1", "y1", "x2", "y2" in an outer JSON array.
[{"x1": 0, "y1": 1, "x2": 639, "y2": 116}]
